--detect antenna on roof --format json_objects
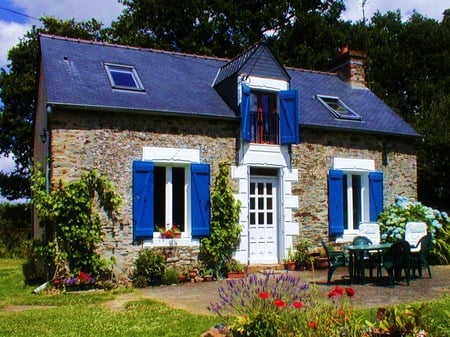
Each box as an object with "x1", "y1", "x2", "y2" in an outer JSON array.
[{"x1": 358, "y1": 0, "x2": 370, "y2": 26}]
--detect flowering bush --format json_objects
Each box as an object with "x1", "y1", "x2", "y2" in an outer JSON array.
[
  {"x1": 378, "y1": 196, "x2": 450, "y2": 264},
  {"x1": 52, "y1": 271, "x2": 96, "y2": 291},
  {"x1": 208, "y1": 272, "x2": 364, "y2": 336}
]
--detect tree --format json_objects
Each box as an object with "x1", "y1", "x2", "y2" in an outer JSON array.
[{"x1": 0, "y1": 17, "x2": 105, "y2": 200}]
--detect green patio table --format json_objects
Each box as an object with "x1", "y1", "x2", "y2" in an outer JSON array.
[{"x1": 345, "y1": 242, "x2": 392, "y2": 285}]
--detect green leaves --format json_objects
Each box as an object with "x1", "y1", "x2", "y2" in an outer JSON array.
[
  {"x1": 199, "y1": 162, "x2": 241, "y2": 276},
  {"x1": 31, "y1": 167, "x2": 121, "y2": 277}
]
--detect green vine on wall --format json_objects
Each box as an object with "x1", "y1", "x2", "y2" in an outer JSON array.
[
  {"x1": 199, "y1": 162, "x2": 241, "y2": 277},
  {"x1": 31, "y1": 166, "x2": 122, "y2": 279}
]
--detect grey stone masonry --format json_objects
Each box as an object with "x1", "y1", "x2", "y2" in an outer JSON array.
[{"x1": 46, "y1": 110, "x2": 417, "y2": 277}]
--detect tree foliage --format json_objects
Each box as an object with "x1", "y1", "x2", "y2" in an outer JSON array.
[{"x1": 0, "y1": 17, "x2": 105, "y2": 200}]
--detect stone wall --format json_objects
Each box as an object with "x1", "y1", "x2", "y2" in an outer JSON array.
[
  {"x1": 49, "y1": 110, "x2": 237, "y2": 277},
  {"x1": 291, "y1": 128, "x2": 417, "y2": 244},
  {"x1": 46, "y1": 110, "x2": 417, "y2": 276}
]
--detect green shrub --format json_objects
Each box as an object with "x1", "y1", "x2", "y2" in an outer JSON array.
[
  {"x1": 162, "y1": 266, "x2": 179, "y2": 285},
  {"x1": 0, "y1": 203, "x2": 31, "y2": 258},
  {"x1": 132, "y1": 249, "x2": 166, "y2": 287}
]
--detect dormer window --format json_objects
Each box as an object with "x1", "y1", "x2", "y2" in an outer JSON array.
[
  {"x1": 241, "y1": 83, "x2": 299, "y2": 145},
  {"x1": 317, "y1": 95, "x2": 361, "y2": 121},
  {"x1": 105, "y1": 63, "x2": 144, "y2": 91}
]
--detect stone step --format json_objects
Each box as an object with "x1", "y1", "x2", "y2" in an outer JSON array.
[{"x1": 245, "y1": 264, "x2": 286, "y2": 274}]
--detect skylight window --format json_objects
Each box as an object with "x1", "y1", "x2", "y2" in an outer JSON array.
[
  {"x1": 316, "y1": 95, "x2": 361, "y2": 121},
  {"x1": 105, "y1": 63, "x2": 144, "y2": 91}
]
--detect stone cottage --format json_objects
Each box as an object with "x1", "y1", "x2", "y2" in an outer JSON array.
[{"x1": 33, "y1": 34, "x2": 419, "y2": 275}]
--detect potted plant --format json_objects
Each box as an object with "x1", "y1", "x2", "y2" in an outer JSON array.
[
  {"x1": 158, "y1": 224, "x2": 181, "y2": 238},
  {"x1": 225, "y1": 259, "x2": 245, "y2": 278},
  {"x1": 293, "y1": 238, "x2": 311, "y2": 270},
  {"x1": 284, "y1": 248, "x2": 296, "y2": 270}
]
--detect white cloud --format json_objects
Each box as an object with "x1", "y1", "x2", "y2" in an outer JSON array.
[
  {"x1": 12, "y1": 0, "x2": 125, "y2": 26},
  {"x1": 0, "y1": 20, "x2": 29, "y2": 69}
]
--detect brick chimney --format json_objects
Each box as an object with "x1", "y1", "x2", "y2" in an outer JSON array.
[{"x1": 329, "y1": 47, "x2": 367, "y2": 88}]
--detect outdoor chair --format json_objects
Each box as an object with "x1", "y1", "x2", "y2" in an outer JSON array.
[
  {"x1": 358, "y1": 222, "x2": 381, "y2": 245},
  {"x1": 321, "y1": 240, "x2": 346, "y2": 285},
  {"x1": 405, "y1": 222, "x2": 427, "y2": 253},
  {"x1": 351, "y1": 236, "x2": 379, "y2": 282},
  {"x1": 410, "y1": 233, "x2": 432, "y2": 279},
  {"x1": 382, "y1": 240, "x2": 411, "y2": 287}
]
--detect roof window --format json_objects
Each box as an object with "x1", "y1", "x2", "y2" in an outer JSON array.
[
  {"x1": 316, "y1": 95, "x2": 361, "y2": 121},
  {"x1": 105, "y1": 63, "x2": 144, "y2": 91}
]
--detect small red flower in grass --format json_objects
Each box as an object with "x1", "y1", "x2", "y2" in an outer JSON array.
[
  {"x1": 345, "y1": 287, "x2": 355, "y2": 297},
  {"x1": 273, "y1": 299, "x2": 286, "y2": 307},
  {"x1": 292, "y1": 301, "x2": 304, "y2": 309},
  {"x1": 308, "y1": 320, "x2": 317, "y2": 329},
  {"x1": 258, "y1": 292, "x2": 270, "y2": 299}
]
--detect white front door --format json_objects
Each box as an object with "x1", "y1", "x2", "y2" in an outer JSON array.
[{"x1": 249, "y1": 177, "x2": 278, "y2": 264}]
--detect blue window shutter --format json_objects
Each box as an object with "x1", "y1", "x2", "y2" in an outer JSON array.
[
  {"x1": 279, "y1": 89, "x2": 299, "y2": 144},
  {"x1": 191, "y1": 163, "x2": 211, "y2": 237},
  {"x1": 240, "y1": 83, "x2": 251, "y2": 141},
  {"x1": 369, "y1": 171, "x2": 384, "y2": 221},
  {"x1": 132, "y1": 161, "x2": 154, "y2": 240},
  {"x1": 328, "y1": 169, "x2": 344, "y2": 236}
]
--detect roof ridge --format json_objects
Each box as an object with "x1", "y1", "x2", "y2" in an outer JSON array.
[
  {"x1": 39, "y1": 33, "x2": 229, "y2": 62},
  {"x1": 285, "y1": 65, "x2": 338, "y2": 76}
]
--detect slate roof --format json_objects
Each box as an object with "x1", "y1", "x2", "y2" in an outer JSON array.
[{"x1": 39, "y1": 34, "x2": 418, "y2": 138}]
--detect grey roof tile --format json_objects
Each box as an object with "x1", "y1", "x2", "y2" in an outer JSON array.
[{"x1": 39, "y1": 34, "x2": 418, "y2": 137}]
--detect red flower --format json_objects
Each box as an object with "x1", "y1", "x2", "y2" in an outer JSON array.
[
  {"x1": 258, "y1": 292, "x2": 270, "y2": 299},
  {"x1": 292, "y1": 301, "x2": 304, "y2": 309},
  {"x1": 345, "y1": 287, "x2": 355, "y2": 297},
  {"x1": 273, "y1": 299, "x2": 286, "y2": 307},
  {"x1": 308, "y1": 320, "x2": 317, "y2": 329},
  {"x1": 328, "y1": 285, "x2": 344, "y2": 298},
  {"x1": 79, "y1": 271, "x2": 90, "y2": 280}
]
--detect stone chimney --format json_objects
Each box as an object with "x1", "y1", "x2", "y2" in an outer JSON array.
[{"x1": 329, "y1": 46, "x2": 367, "y2": 88}]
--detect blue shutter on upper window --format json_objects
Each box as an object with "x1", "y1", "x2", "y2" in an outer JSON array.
[
  {"x1": 191, "y1": 163, "x2": 211, "y2": 237},
  {"x1": 369, "y1": 171, "x2": 384, "y2": 221},
  {"x1": 279, "y1": 89, "x2": 299, "y2": 144},
  {"x1": 240, "y1": 83, "x2": 252, "y2": 141},
  {"x1": 328, "y1": 169, "x2": 344, "y2": 236},
  {"x1": 132, "y1": 161, "x2": 154, "y2": 240}
]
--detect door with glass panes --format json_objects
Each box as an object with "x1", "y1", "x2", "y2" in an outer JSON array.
[{"x1": 249, "y1": 177, "x2": 278, "y2": 264}]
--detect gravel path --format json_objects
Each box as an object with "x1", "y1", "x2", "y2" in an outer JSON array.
[{"x1": 103, "y1": 265, "x2": 450, "y2": 315}]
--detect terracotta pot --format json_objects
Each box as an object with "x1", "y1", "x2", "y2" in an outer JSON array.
[
  {"x1": 287, "y1": 261, "x2": 296, "y2": 271},
  {"x1": 227, "y1": 271, "x2": 245, "y2": 279},
  {"x1": 314, "y1": 257, "x2": 329, "y2": 269}
]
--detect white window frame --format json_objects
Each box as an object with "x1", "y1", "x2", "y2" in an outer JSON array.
[
  {"x1": 316, "y1": 95, "x2": 361, "y2": 121},
  {"x1": 104, "y1": 63, "x2": 145, "y2": 91},
  {"x1": 343, "y1": 171, "x2": 370, "y2": 233},
  {"x1": 333, "y1": 158, "x2": 373, "y2": 235},
  {"x1": 154, "y1": 165, "x2": 190, "y2": 237}
]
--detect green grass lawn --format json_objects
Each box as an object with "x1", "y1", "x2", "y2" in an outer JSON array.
[
  {"x1": 0, "y1": 259, "x2": 218, "y2": 337},
  {"x1": 1, "y1": 259, "x2": 449, "y2": 336}
]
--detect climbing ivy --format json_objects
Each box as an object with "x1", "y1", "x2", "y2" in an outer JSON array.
[
  {"x1": 31, "y1": 166, "x2": 122, "y2": 279},
  {"x1": 199, "y1": 162, "x2": 241, "y2": 277}
]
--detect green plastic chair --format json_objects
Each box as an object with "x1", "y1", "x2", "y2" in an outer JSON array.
[
  {"x1": 321, "y1": 240, "x2": 346, "y2": 285},
  {"x1": 382, "y1": 240, "x2": 411, "y2": 287}
]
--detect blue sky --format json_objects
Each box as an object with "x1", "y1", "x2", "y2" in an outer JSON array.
[{"x1": 1, "y1": 0, "x2": 450, "y2": 202}]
